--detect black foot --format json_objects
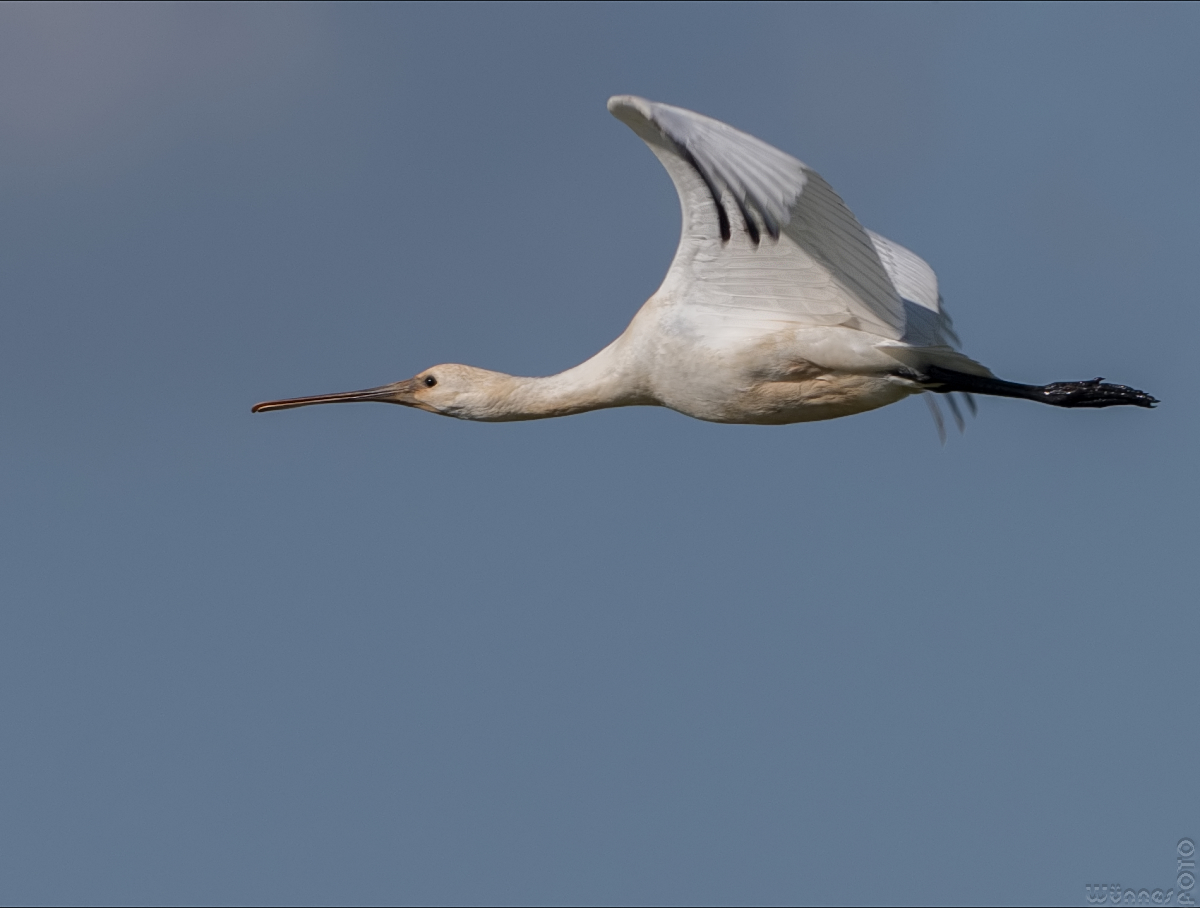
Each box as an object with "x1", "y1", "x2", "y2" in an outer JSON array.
[{"x1": 1037, "y1": 378, "x2": 1158, "y2": 409}]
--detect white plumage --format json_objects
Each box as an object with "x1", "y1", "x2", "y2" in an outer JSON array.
[{"x1": 253, "y1": 96, "x2": 1156, "y2": 426}]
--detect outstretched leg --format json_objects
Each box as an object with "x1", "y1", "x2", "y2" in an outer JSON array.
[{"x1": 922, "y1": 365, "x2": 1158, "y2": 409}]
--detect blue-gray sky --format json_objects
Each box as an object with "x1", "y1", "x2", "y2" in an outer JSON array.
[{"x1": 1, "y1": 3, "x2": 1195, "y2": 906}]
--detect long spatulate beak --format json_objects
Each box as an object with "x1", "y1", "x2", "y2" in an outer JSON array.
[{"x1": 252, "y1": 379, "x2": 418, "y2": 413}]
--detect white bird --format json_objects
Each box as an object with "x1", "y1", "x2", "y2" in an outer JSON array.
[{"x1": 253, "y1": 96, "x2": 1156, "y2": 430}]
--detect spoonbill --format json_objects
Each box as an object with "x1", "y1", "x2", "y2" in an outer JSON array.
[{"x1": 253, "y1": 95, "x2": 1157, "y2": 430}]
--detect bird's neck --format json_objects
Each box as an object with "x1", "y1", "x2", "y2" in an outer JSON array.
[{"x1": 474, "y1": 340, "x2": 649, "y2": 421}]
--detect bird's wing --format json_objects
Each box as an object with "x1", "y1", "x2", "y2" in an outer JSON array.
[
  {"x1": 608, "y1": 95, "x2": 906, "y2": 340},
  {"x1": 865, "y1": 230, "x2": 961, "y2": 349}
]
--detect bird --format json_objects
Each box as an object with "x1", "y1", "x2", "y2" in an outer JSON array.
[{"x1": 253, "y1": 95, "x2": 1157, "y2": 433}]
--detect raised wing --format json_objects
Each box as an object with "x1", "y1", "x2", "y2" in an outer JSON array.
[{"x1": 608, "y1": 95, "x2": 906, "y2": 340}]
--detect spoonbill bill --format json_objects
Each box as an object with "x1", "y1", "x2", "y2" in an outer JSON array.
[{"x1": 253, "y1": 96, "x2": 1156, "y2": 430}]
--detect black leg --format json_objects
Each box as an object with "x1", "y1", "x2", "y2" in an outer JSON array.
[{"x1": 922, "y1": 365, "x2": 1158, "y2": 409}]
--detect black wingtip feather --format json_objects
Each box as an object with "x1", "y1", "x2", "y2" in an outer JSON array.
[
  {"x1": 733, "y1": 196, "x2": 759, "y2": 246},
  {"x1": 716, "y1": 202, "x2": 731, "y2": 243},
  {"x1": 681, "y1": 147, "x2": 732, "y2": 244}
]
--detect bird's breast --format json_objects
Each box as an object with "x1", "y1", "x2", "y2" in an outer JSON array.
[
  {"x1": 636, "y1": 317, "x2": 913, "y2": 425},
  {"x1": 656, "y1": 370, "x2": 911, "y2": 425}
]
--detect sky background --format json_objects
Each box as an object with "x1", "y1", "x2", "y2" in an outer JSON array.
[{"x1": 0, "y1": 3, "x2": 1196, "y2": 906}]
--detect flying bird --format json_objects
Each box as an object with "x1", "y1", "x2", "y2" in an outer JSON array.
[{"x1": 253, "y1": 95, "x2": 1156, "y2": 432}]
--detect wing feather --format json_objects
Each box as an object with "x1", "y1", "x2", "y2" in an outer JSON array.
[
  {"x1": 608, "y1": 95, "x2": 906, "y2": 339},
  {"x1": 865, "y1": 230, "x2": 961, "y2": 348}
]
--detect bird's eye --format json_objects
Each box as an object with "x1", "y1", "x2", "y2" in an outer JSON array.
[{"x1": 424, "y1": 375, "x2": 437, "y2": 387}]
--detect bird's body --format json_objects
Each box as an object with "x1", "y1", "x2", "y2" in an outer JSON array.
[{"x1": 254, "y1": 96, "x2": 1155, "y2": 425}]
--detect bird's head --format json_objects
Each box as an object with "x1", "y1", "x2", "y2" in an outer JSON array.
[{"x1": 252, "y1": 363, "x2": 512, "y2": 420}]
